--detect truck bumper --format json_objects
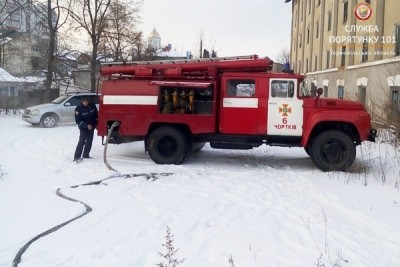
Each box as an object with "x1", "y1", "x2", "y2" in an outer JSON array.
[{"x1": 368, "y1": 129, "x2": 377, "y2": 142}]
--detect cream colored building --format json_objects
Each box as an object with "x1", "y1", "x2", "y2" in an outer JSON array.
[{"x1": 289, "y1": 0, "x2": 400, "y2": 117}]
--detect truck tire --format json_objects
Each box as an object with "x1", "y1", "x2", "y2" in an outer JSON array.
[
  {"x1": 192, "y1": 142, "x2": 206, "y2": 153},
  {"x1": 147, "y1": 126, "x2": 188, "y2": 164},
  {"x1": 310, "y1": 130, "x2": 356, "y2": 172},
  {"x1": 304, "y1": 147, "x2": 311, "y2": 157},
  {"x1": 40, "y1": 113, "x2": 58, "y2": 128}
]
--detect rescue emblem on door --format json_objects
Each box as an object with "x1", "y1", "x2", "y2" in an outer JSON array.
[{"x1": 279, "y1": 104, "x2": 292, "y2": 116}]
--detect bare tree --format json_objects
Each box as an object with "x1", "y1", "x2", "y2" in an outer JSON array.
[
  {"x1": 1, "y1": 0, "x2": 29, "y2": 68},
  {"x1": 69, "y1": 0, "x2": 112, "y2": 92},
  {"x1": 31, "y1": 0, "x2": 72, "y2": 101},
  {"x1": 195, "y1": 30, "x2": 217, "y2": 59},
  {"x1": 101, "y1": 0, "x2": 141, "y2": 62},
  {"x1": 276, "y1": 47, "x2": 290, "y2": 64},
  {"x1": 129, "y1": 31, "x2": 145, "y2": 60},
  {"x1": 0, "y1": 0, "x2": 26, "y2": 27},
  {"x1": 369, "y1": 63, "x2": 400, "y2": 145}
]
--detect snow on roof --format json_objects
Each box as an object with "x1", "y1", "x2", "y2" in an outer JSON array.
[
  {"x1": 157, "y1": 49, "x2": 187, "y2": 58},
  {"x1": 0, "y1": 68, "x2": 45, "y2": 83},
  {"x1": 0, "y1": 68, "x2": 26, "y2": 82},
  {"x1": 57, "y1": 51, "x2": 78, "y2": 61},
  {"x1": 0, "y1": 37, "x2": 12, "y2": 45},
  {"x1": 23, "y1": 76, "x2": 46, "y2": 82}
]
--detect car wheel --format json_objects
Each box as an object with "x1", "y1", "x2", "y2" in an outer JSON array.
[
  {"x1": 146, "y1": 126, "x2": 188, "y2": 164},
  {"x1": 40, "y1": 113, "x2": 58, "y2": 128},
  {"x1": 310, "y1": 130, "x2": 356, "y2": 172}
]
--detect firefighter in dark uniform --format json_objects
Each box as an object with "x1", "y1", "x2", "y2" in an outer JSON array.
[{"x1": 73, "y1": 97, "x2": 98, "y2": 161}]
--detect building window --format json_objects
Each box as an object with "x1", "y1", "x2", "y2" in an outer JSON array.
[
  {"x1": 343, "y1": 1, "x2": 348, "y2": 23},
  {"x1": 338, "y1": 86, "x2": 344, "y2": 99},
  {"x1": 307, "y1": 27, "x2": 310, "y2": 44},
  {"x1": 317, "y1": 0, "x2": 321, "y2": 7},
  {"x1": 362, "y1": 38, "x2": 369, "y2": 62},
  {"x1": 10, "y1": 86, "x2": 16, "y2": 97},
  {"x1": 323, "y1": 85, "x2": 328, "y2": 97},
  {"x1": 327, "y1": 11, "x2": 332, "y2": 31},
  {"x1": 341, "y1": 46, "x2": 346, "y2": 66},
  {"x1": 314, "y1": 56, "x2": 318, "y2": 71},
  {"x1": 293, "y1": 37, "x2": 296, "y2": 51},
  {"x1": 308, "y1": 0, "x2": 311, "y2": 14},
  {"x1": 299, "y1": 34, "x2": 302, "y2": 48},
  {"x1": 306, "y1": 58, "x2": 309, "y2": 73},
  {"x1": 315, "y1": 20, "x2": 319, "y2": 38},
  {"x1": 391, "y1": 87, "x2": 400, "y2": 114},
  {"x1": 0, "y1": 86, "x2": 9, "y2": 96},
  {"x1": 326, "y1": 50, "x2": 330, "y2": 69},
  {"x1": 395, "y1": 24, "x2": 400, "y2": 56},
  {"x1": 301, "y1": 1, "x2": 303, "y2": 21},
  {"x1": 358, "y1": 86, "x2": 366, "y2": 105}
]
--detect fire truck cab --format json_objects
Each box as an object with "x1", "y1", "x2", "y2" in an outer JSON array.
[{"x1": 98, "y1": 55, "x2": 376, "y2": 172}]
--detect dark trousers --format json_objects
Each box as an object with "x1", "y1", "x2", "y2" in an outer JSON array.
[{"x1": 74, "y1": 128, "x2": 94, "y2": 159}]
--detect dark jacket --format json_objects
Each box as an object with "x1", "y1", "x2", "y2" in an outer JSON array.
[{"x1": 75, "y1": 102, "x2": 98, "y2": 130}]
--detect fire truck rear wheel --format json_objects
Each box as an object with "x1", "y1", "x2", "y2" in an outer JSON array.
[
  {"x1": 192, "y1": 142, "x2": 206, "y2": 153},
  {"x1": 147, "y1": 126, "x2": 189, "y2": 165},
  {"x1": 310, "y1": 130, "x2": 356, "y2": 172},
  {"x1": 304, "y1": 147, "x2": 311, "y2": 157}
]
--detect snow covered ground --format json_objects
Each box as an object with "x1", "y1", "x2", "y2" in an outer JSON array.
[{"x1": 0, "y1": 114, "x2": 399, "y2": 267}]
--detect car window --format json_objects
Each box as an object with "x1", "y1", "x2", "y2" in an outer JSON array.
[
  {"x1": 52, "y1": 95, "x2": 71, "y2": 104},
  {"x1": 65, "y1": 96, "x2": 81, "y2": 106}
]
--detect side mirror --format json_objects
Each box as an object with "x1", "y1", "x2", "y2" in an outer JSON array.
[
  {"x1": 316, "y1": 88, "x2": 323, "y2": 98},
  {"x1": 64, "y1": 102, "x2": 71, "y2": 107}
]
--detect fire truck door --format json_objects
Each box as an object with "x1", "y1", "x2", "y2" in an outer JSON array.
[
  {"x1": 221, "y1": 78, "x2": 259, "y2": 134},
  {"x1": 267, "y1": 79, "x2": 303, "y2": 136}
]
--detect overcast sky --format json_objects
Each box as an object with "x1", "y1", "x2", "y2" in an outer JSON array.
[{"x1": 139, "y1": 0, "x2": 292, "y2": 61}]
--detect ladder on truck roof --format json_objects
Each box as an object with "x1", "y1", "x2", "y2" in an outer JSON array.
[
  {"x1": 100, "y1": 55, "x2": 260, "y2": 66},
  {"x1": 99, "y1": 55, "x2": 273, "y2": 79}
]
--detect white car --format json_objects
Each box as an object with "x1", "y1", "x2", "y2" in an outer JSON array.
[{"x1": 22, "y1": 93, "x2": 99, "y2": 127}]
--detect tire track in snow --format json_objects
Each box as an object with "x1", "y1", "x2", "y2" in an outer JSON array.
[
  {"x1": 7, "y1": 127, "x2": 76, "y2": 171},
  {"x1": 184, "y1": 149, "x2": 400, "y2": 266},
  {"x1": 11, "y1": 172, "x2": 172, "y2": 267}
]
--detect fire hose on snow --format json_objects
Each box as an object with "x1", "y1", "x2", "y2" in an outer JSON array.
[{"x1": 103, "y1": 121, "x2": 120, "y2": 172}]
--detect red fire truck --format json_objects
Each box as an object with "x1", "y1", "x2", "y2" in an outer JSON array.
[{"x1": 97, "y1": 55, "x2": 376, "y2": 172}]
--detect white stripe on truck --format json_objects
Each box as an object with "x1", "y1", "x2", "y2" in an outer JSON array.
[
  {"x1": 103, "y1": 95, "x2": 158, "y2": 105},
  {"x1": 223, "y1": 98, "x2": 258, "y2": 108}
]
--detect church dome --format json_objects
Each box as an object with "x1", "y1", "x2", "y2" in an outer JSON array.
[{"x1": 149, "y1": 27, "x2": 160, "y2": 39}]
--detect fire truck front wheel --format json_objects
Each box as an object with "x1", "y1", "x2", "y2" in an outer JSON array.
[
  {"x1": 147, "y1": 126, "x2": 189, "y2": 165},
  {"x1": 310, "y1": 130, "x2": 356, "y2": 172}
]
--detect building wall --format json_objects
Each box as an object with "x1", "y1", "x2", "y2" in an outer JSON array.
[
  {"x1": 1, "y1": 34, "x2": 40, "y2": 75},
  {"x1": 291, "y1": 0, "x2": 400, "y2": 73},
  {"x1": 0, "y1": 0, "x2": 53, "y2": 40},
  {"x1": 73, "y1": 69, "x2": 100, "y2": 91},
  {"x1": 307, "y1": 57, "x2": 400, "y2": 117},
  {"x1": 290, "y1": 0, "x2": 400, "y2": 118}
]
